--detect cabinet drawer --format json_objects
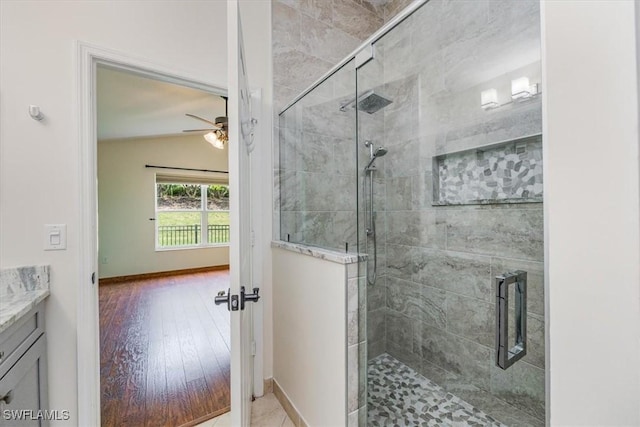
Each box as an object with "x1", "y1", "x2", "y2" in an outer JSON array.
[
  {"x1": 0, "y1": 305, "x2": 44, "y2": 380},
  {"x1": 0, "y1": 336, "x2": 48, "y2": 427}
]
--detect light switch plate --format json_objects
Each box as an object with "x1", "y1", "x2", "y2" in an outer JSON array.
[{"x1": 44, "y1": 224, "x2": 67, "y2": 251}]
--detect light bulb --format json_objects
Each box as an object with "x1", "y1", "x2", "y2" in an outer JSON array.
[
  {"x1": 204, "y1": 131, "x2": 225, "y2": 149},
  {"x1": 481, "y1": 88, "x2": 498, "y2": 109},
  {"x1": 511, "y1": 77, "x2": 531, "y2": 100}
]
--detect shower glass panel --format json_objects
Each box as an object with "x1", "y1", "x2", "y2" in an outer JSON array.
[
  {"x1": 279, "y1": 60, "x2": 358, "y2": 253},
  {"x1": 358, "y1": 1, "x2": 544, "y2": 426},
  {"x1": 277, "y1": 0, "x2": 544, "y2": 425}
]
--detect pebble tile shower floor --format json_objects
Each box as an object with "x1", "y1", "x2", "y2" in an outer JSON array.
[{"x1": 368, "y1": 354, "x2": 507, "y2": 426}]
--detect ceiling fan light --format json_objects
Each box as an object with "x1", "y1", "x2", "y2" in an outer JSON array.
[{"x1": 204, "y1": 131, "x2": 225, "y2": 149}]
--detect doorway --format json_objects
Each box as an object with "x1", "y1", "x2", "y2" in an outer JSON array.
[{"x1": 95, "y1": 63, "x2": 231, "y2": 426}]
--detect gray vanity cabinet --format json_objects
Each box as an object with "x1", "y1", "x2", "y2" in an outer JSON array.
[{"x1": 0, "y1": 303, "x2": 48, "y2": 427}]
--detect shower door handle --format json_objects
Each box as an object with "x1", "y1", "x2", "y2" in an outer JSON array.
[{"x1": 495, "y1": 271, "x2": 527, "y2": 370}]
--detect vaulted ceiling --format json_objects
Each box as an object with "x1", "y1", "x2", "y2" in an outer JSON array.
[{"x1": 97, "y1": 66, "x2": 225, "y2": 141}]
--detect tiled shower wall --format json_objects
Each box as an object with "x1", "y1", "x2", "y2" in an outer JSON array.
[
  {"x1": 273, "y1": 0, "x2": 386, "y2": 250},
  {"x1": 363, "y1": 0, "x2": 545, "y2": 422}
]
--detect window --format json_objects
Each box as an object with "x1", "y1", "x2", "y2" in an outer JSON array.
[{"x1": 156, "y1": 182, "x2": 229, "y2": 249}]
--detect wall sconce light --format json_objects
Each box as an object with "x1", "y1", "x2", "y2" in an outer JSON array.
[
  {"x1": 480, "y1": 77, "x2": 540, "y2": 111},
  {"x1": 511, "y1": 77, "x2": 538, "y2": 100},
  {"x1": 481, "y1": 88, "x2": 499, "y2": 110}
]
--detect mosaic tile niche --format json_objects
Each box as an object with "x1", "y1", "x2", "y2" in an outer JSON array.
[{"x1": 433, "y1": 134, "x2": 543, "y2": 206}]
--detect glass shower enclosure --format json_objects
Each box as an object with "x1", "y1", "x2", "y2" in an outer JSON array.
[{"x1": 279, "y1": 0, "x2": 544, "y2": 425}]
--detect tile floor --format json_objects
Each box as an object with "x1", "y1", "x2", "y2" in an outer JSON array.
[
  {"x1": 368, "y1": 354, "x2": 507, "y2": 426},
  {"x1": 196, "y1": 393, "x2": 293, "y2": 427},
  {"x1": 200, "y1": 354, "x2": 540, "y2": 427}
]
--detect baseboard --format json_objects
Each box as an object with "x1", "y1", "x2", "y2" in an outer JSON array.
[
  {"x1": 264, "y1": 377, "x2": 274, "y2": 394},
  {"x1": 178, "y1": 406, "x2": 230, "y2": 427},
  {"x1": 273, "y1": 379, "x2": 308, "y2": 427},
  {"x1": 99, "y1": 265, "x2": 229, "y2": 285}
]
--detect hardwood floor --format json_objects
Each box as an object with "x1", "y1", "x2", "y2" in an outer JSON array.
[{"x1": 99, "y1": 270, "x2": 231, "y2": 427}]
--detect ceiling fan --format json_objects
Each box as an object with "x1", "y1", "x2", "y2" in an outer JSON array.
[{"x1": 183, "y1": 96, "x2": 228, "y2": 149}]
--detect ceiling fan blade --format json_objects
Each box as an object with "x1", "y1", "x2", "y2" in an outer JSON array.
[
  {"x1": 185, "y1": 113, "x2": 216, "y2": 126},
  {"x1": 182, "y1": 128, "x2": 213, "y2": 132}
]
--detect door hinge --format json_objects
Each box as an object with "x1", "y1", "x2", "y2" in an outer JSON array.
[
  {"x1": 251, "y1": 341, "x2": 256, "y2": 356},
  {"x1": 91, "y1": 272, "x2": 96, "y2": 284},
  {"x1": 251, "y1": 230, "x2": 256, "y2": 247}
]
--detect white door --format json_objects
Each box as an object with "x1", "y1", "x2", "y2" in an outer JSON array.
[{"x1": 228, "y1": 1, "x2": 257, "y2": 425}]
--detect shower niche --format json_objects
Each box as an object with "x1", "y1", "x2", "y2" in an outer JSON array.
[{"x1": 432, "y1": 134, "x2": 543, "y2": 206}]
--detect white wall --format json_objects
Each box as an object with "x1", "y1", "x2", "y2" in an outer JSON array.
[
  {"x1": 543, "y1": 1, "x2": 640, "y2": 424},
  {"x1": 272, "y1": 248, "x2": 347, "y2": 426},
  {"x1": 0, "y1": 1, "x2": 226, "y2": 424},
  {"x1": 98, "y1": 134, "x2": 229, "y2": 279}
]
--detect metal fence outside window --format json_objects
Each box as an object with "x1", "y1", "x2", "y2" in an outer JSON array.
[{"x1": 158, "y1": 224, "x2": 230, "y2": 246}]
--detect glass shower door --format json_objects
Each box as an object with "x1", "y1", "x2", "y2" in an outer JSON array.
[{"x1": 356, "y1": 1, "x2": 544, "y2": 425}]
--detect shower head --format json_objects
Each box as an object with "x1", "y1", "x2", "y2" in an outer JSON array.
[
  {"x1": 365, "y1": 146, "x2": 388, "y2": 170},
  {"x1": 374, "y1": 147, "x2": 388, "y2": 158},
  {"x1": 339, "y1": 90, "x2": 393, "y2": 114}
]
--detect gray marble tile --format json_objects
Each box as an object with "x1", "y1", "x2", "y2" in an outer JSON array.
[
  {"x1": 383, "y1": 0, "x2": 414, "y2": 22},
  {"x1": 279, "y1": 211, "x2": 301, "y2": 243},
  {"x1": 272, "y1": 1, "x2": 301, "y2": 52},
  {"x1": 300, "y1": 0, "x2": 334, "y2": 25},
  {"x1": 385, "y1": 310, "x2": 413, "y2": 348},
  {"x1": 332, "y1": 0, "x2": 383, "y2": 40},
  {"x1": 385, "y1": 176, "x2": 412, "y2": 211},
  {"x1": 279, "y1": 126, "x2": 300, "y2": 171},
  {"x1": 273, "y1": 47, "x2": 333, "y2": 96},
  {"x1": 279, "y1": 170, "x2": 300, "y2": 212},
  {"x1": 411, "y1": 171, "x2": 434, "y2": 210},
  {"x1": 302, "y1": 98, "x2": 355, "y2": 140},
  {"x1": 453, "y1": 387, "x2": 544, "y2": 427},
  {"x1": 386, "y1": 340, "x2": 424, "y2": 375},
  {"x1": 348, "y1": 344, "x2": 359, "y2": 412},
  {"x1": 443, "y1": 207, "x2": 544, "y2": 261},
  {"x1": 387, "y1": 277, "x2": 446, "y2": 328},
  {"x1": 367, "y1": 308, "x2": 386, "y2": 343},
  {"x1": 382, "y1": 75, "x2": 418, "y2": 114},
  {"x1": 299, "y1": 211, "x2": 334, "y2": 248},
  {"x1": 525, "y1": 313, "x2": 545, "y2": 370},
  {"x1": 386, "y1": 244, "x2": 416, "y2": 281},
  {"x1": 300, "y1": 13, "x2": 361, "y2": 65},
  {"x1": 348, "y1": 277, "x2": 359, "y2": 346},
  {"x1": 386, "y1": 210, "x2": 445, "y2": 248},
  {"x1": 414, "y1": 248, "x2": 493, "y2": 301},
  {"x1": 489, "y1": 356, "x2": 545, "y2": 421},
  {"x1": 441, "y1": 104, "x2": 543, "y2": 156},
  {"x1": 367, "y1": 275, "x2": 386, "y2": 312},
  {"x1": 368, "y1": 338, "x2": 386, "y2": 360},
  {"x1": 333, "y1": 137, "x2": 356, "y2": 177},
  {"x1": 297, "y1": 131, "x2": 334, "y2": 173},
  {"x1": 382, "y1": 110, "x2": 420, "y2": 157},
  {"x1": 358, "y1": 277, "x2": 367, "y2": 343},
  {"x1": 446, "y1": 293, "x2": 494, "y2": 347},
  {"x1": 438, "y1": 0, "x2": 489, "y2": 50},
  {"x1": 413, "y1": 322, "x2": 492, "y2": 390}
]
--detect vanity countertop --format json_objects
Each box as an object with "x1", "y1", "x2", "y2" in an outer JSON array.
[
  {"x1": 0, "y1": 289, "x2": 49, "y2": 334},
  {"x1": 0, "y1": 265, "x2": 50, "y2": 334}
]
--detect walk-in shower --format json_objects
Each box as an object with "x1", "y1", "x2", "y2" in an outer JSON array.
[{"x1": 279, "y1": 0, "x2": 544, "y2": 425}]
